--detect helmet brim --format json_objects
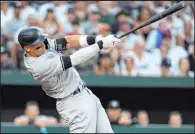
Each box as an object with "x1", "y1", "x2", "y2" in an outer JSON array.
[{"x1": 31, "y1": 35, "x2": 46, "y2": 45}]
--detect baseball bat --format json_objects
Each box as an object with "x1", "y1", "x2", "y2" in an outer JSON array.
[{"x1": 118, "y1": 1, "x2": 186, "y2": 39}]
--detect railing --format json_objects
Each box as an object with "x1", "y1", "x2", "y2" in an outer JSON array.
[
  {"x1": 1, "y1": 70, "x2": 194, "y2": 88},
  {"x1": 1, "y1": 123, "x2": 194, "y2": 133}
]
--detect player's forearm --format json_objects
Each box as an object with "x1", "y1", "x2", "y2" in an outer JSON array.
[
  {"x1": 66, "y1": 35, "x2": 102, "y2": 49},
  {"x1": 70, "y1": 42, "x2": 102, "y2": 66}
]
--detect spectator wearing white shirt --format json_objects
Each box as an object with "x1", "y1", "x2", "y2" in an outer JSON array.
[
  {"x1": 1, "y1": 1, "x2": 13, "y2": 28},
  {"x1": 168, "y1": 34, "x2": 188, "y2": 73},
  {"x1": 121, "y1": 52, "x2": 137, "y2": 77},
  {"x1": 2, "y1": 2, "x2": 25, "y2": 66},
  {"x1": 132, "y1": 37, "x2": 160, "y2": 76},
  {"x1": 19, "y1": 1, "x2": 38, "y2": 22}
]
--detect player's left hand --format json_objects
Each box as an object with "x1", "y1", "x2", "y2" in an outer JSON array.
[{"x1": 102, "y1": 34, "x2": 121, "y2": 49}]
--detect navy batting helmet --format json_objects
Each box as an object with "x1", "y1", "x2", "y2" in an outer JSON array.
[{"x1": 18, "y1": 27, "x2": 46, "y2": 48}]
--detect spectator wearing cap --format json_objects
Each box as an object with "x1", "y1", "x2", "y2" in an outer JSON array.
[
  {"x1": 106, "y1": 100, "x2": 121, "y2": 125},
  {"x1": 118, "y1": 109, "x2": 133, "y2": 126},
  {"x1": 168, "y1": 111, "x2": 182, "y2": 128},
  {"x1": 1, "y1": 46, "x2": 16, "y2": 69},
  {"x1": 135, "y1": 110, "x2": 150, "y2": 127},
  {"x1": 161, "y1": 58, "x2": 172, "y2": 77},
  {"x1": 42, "y1": 8, "x2": 64, "y2": 38},
  {"x1": 14, "y1": 101, "x2": 57, "y2": 128}
]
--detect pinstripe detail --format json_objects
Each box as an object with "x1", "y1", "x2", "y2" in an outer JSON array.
[{"x1": 60, "y1": 56, "x2": 65, "y2": 71}]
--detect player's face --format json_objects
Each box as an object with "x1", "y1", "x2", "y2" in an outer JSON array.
[{"x1": 24, "y1": 43, "x2": 46, "y2": 57}]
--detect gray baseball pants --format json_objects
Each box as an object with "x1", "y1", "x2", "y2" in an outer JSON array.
[{"x1": 56, "y1": 87, "x2": 114, "y2": 133}]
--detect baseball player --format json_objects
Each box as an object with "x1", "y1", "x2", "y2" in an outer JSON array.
[{"x1": 17, "y1": 27, "x2": 121, "y2": 133}]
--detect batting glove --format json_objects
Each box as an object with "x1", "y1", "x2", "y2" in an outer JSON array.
[{"x1": 101, "y1": 35, "x2": 121, "y2": 49}]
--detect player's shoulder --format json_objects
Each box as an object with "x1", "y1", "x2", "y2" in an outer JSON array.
[{"x1": 24, "y1": 50, "x2": 58, "y2": 72}]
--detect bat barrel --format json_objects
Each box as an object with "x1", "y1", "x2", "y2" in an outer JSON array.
[{"x1": 118, "y1": 2, "x2": 186, "y2": 39}]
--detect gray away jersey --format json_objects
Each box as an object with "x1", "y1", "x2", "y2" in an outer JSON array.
[{"x1": 24, "y1": 39, "x2": 83, "y2": 99}]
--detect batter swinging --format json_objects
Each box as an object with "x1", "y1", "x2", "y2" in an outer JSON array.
[{"x1": 18, "y1": 27, "x2": 121, "y2": 133}]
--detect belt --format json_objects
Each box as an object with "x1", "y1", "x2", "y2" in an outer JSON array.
[{"x1": 57, "y1": 84, "x2": 87, "y2": 101}]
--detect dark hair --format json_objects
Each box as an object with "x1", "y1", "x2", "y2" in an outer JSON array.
[
  {"x1": 25, "y1": 101, "x2": 39, "y2": 108},
  {"x1": 72, "y1": 20, "x2": 80, "y2": 26},
  {"x1": 169, "y1": 111, "x2": 182, "y2": 118},
  {"x1": 137, "y1": 7, "x2": 152, "y2": 21},
  {"x1": 115, "y1": 10, "x2": 129, "y2": 20}
]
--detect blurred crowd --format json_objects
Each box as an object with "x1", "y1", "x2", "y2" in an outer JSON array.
[
  {"x1": 1, "y1": 1, "x2": 194, "y2": 77},
  {"x1": 13, "y1": 100, "x2": 184, "y2": 129}
]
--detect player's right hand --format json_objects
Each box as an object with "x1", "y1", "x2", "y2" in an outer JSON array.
[{"x1": 102, "y1": 35, "x2": 121, "y2": 49}]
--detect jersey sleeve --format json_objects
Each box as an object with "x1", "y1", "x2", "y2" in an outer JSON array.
[
  {"x1": 35, "y1": 52, "x2": 72, "y2": 78},
  {"x1": 47, "y1": 38, "x2": 67, "y2": 51}
]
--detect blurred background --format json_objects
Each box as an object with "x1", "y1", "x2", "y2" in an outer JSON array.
[{"x1": 1, "y1": 1, "x2": 194, "y2": 133}]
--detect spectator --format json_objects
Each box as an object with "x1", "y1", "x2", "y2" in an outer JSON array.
[
  {"x1": 106, "y1": 100, "x2": 121, "y2": 125},
  {"x1": 98, "y1": 1, "x2": 115, "y2": 25},
  {"x1": 111, "y1": 10, "x2": 130, "y2": 34},
  {"x1": 121, "y1": 52, "x2": 137, "y2": 76},
  {"x1": 184, "y1": 20, "x2": 194, "y2": 54},
  {"x1": 132, "y1": 37, "x2": 160, "y2": 76},
  {"x1": 173, "y1": 58, "x2": 194, "y2": 77},
  {"x1": 13, "y1": 101, "x2": 57, "y2": 128},
  {"x1": 168, "y1": 34, "x2": 188, "y2": 72},
  {"x1": 1, "y1": 46, "x2": 16, "y2": 69},
  {"x1": 82, "y1": 10, "x2": 101, "y2": 35},
  {"x1": 135, "y1": 7, "x2": 152, "y2": 38},
  {"x1": 110, "y1": 49, "x2": 121, "y2": 76},
  {"x1": 42, "y1": 8, "x2": 64, "y2": 38},
  {"x1": 146, "y1": 19, "x2": 171, "y2": 50},
  {"x1": 118, "y1": 109, "x2": 132, "y2": 126},
  {"x1": 161, "y1": 58, "x2": 172, "y2": 77},
  {"x1": 108, "y1": 1, "x2": 121, "y2": 16},
  {"x1": 168, "y1": 111, "x2": 182, "y2": 128},
  {"x1": 62, "y1": 7, "x2": 78, "y2": 35},
  {"x1": 123, "y1": 1, "x2": 140, "y2": 20},
  {"x1": 75, "y1": 1, "x2": 88, "y2": 22},
  {"x1": 93, "y1": 53, "x2": 113, "y2": 75},
  {"x1": 188, "y1": 44, "x2": 194, "y2": 72},
  {"x1": 66, "y1": 20, "x2": 84, "y2": 35},
  {"x1": 136, "y1": 110, "x2": 149, "y2": 127},
  {"x1": 97, "y1": 23, "x2": 112, "y2": 37},
  {"x1": 2, "y1": 2, "x2": 25, "y2": 66},
  {"x1": 1, "y1": 1, "x2": 13, "y2": 28}
]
